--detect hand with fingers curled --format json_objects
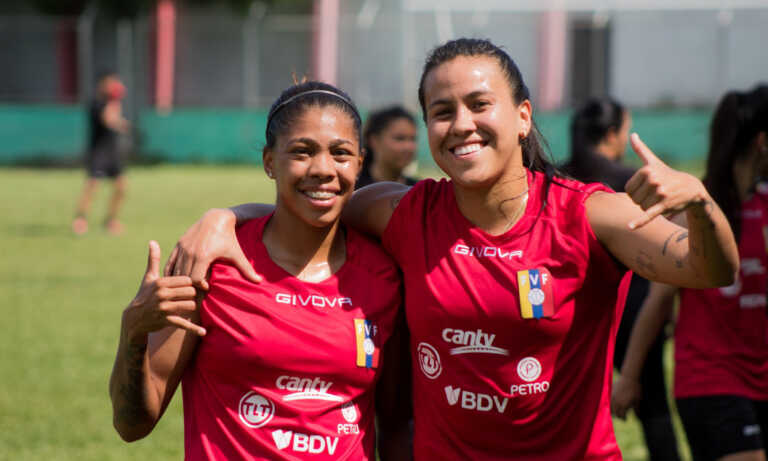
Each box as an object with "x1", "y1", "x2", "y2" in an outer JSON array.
[
  {"x1": 123, "y1": 240, "x2": 206, "y2": 339},
  {"x1": 625, "y1": 133, "x2": 711, "y2": 230},
  {"x1": 610, "y1": 374, "x2": 642, "y2": 420},
  {"x1": 163, "y1": 208, "x2": 261, "y2": 291}
]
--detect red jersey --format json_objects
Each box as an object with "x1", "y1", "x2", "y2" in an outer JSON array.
[
  {"x1": 674, "y1": 182, "x2": 768, "y2": 400},
  {"x1": 182, "y1": 216, "x2": 401, "y2": 460},
  {"x1": 382, "y1": 172, "x2": 630, "y2": 460}
]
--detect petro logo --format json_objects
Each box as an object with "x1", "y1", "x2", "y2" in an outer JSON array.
[
  {"x1": 417, "y1": 342, "x2": 442, "y2": 379},
  {"x1": 341, "y1": 402, "x2": 358, "y2": 423},
  {"x1": 238, "y1": 391, "x2": 275, "y2": 428},
  {"x1": 517, "y1": 357, "x2": 542, "y2": 382}
]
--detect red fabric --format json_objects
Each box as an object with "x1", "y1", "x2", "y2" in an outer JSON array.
[
  {"x1": 675, "y1": 183, "x2": 768, "y2": 400},
  {"x1": 382, "y1": 172, "x2": 630, "y2": 460},
  {"x1": 182, "y1": 216, "x2": 401, "y2": 460}
]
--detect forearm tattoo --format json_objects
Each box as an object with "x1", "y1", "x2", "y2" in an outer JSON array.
[
  {"x1": 635, "y1": 250, "x2": 658, "y2": 278},
  {"x1": 116, "y1": 341, "x2": 150, "y2": 426}
]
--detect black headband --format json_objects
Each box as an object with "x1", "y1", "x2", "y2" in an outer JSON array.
[{"x1": 266, "y1": 89, "x2": 361, "y2": 129}]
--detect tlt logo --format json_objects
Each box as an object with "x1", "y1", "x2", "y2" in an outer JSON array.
[
  {"x1": 444, "y1": 385, "x2": 508, "y2": 413},
  {"x1": 272, "y1": 430, "x2": 339, "y2": 455}
]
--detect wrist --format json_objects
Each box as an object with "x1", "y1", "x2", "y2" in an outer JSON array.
[{"x1": 121, "y1": 307, "x2": 149, "y2": 346}]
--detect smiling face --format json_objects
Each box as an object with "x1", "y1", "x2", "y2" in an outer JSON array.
[
  {"x1": 422, "y1": 55, "x2": 531, "y2": 188},
  {"x1": 370, "y1": 117, "x2": 418, "y2": 172},
  {"x1": 264, "y1": 105, "x2": 362, "y2": 228}
]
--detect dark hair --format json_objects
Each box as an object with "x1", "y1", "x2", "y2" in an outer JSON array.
[
  {"x1": 362, "y1": 105, "x2": 416, "y2": 172},
  {"x1": 569, "y1": 97, "x2": 626, "y2": 166},
  {"x1": 704, "y1": 83, "x2": 768, "y2": 237},
  {"x1": 265, "y1": 81, "x2": 362, "y2": 150}
]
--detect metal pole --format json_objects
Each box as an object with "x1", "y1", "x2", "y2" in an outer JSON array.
[{"x1": 77, "y1": 5, "x2": 95, "y2": 103}]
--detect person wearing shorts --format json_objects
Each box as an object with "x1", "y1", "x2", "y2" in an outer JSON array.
[
  {"x1": 613, "y1": 84, "x2": 768, "y2": 461},
  {"x1": 72, "y1": 73, "x2": 130, "y2": 235}
]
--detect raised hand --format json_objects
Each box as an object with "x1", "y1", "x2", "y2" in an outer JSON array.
[
  {"x1": 124, "y1": 241, "x2": 205, "y2": 338},
  {"x1": 625, "y1": 133, "x2": 710, "y2": 229},
  {"x1": 163, "y1": 208, "x2": 261, "y2": 290}
]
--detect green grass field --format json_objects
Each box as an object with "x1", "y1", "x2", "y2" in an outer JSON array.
[{"x1": 0, "y1": 165, "x2": 691, "y2": 460}]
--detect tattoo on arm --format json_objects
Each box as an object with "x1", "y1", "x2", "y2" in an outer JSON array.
[
  {"x1": 635, "y1": 250, "x2": 658, "y2": 278},
  {"x1": 117, "y1": 342, "x2": 150, "y2": 426}
]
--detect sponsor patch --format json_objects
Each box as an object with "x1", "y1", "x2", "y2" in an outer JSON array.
[
  {"x1": 417, "y1": 342, "x2": 442, "y2": 379},
  {"x1": 517, "y1": 267, "x2": 554, "y2": 319},
  {"x1": 238, "y1": 391, "x2": 275, "y2": 428},
  {"x1": 354, "y1": 319, "x2": 379, "y2": 368}
]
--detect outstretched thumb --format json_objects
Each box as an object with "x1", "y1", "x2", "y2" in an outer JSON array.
[
  {"x1": 145, "y1": 240, "x2": 161, "y2": 280},
  {"x1": 630, "y1": 133, "x2": 658, "y2": 165}
]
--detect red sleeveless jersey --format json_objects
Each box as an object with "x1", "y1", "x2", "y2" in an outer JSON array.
[
  {"x1": 182, "y1": 216, "x2": 401, "y2": 460},
  {"x1": 382, "y1": 172, "x2": 630, "y2": 460},
  {"x1": 674, "y1": 182, "x2": 768, "y2": 400}
]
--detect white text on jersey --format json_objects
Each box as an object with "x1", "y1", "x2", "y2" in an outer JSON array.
[
  {"x1": 453, "y1": 244, "x2": 523, "y2": 260},
  {"x1": 444, "y1": 385, "x2": 509, "y2": 413},
  {"x1": 272, "y1": 430, "x2": 339, "y2": 455},
  {"x1": 276, "y1": 376, "x2": 343, "y2": 402},
  {"x1": 442, "y1": 328, "x2": 509, "y2": 356},
  {"x1": 275, "y1": 293, "x2": 353, "y2": 308}
]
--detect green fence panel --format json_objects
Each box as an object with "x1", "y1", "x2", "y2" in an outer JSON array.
[{"x1": 0, "y1": 104, "x2": 711, "y2": 168}]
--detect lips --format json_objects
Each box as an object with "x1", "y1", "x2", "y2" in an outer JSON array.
[
  {"x1": 302, "y1": 190, "x2": 338, "y2": 200},
  {"x1": 449, "y1": 141, "x2": 487, "y2": 157}
]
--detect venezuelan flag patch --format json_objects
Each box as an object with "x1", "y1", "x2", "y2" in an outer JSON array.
[
  {"x1": 354, "y1": 319, "x2": 380, "y2": 368},
  {"x1": 517, "y1": 268, "x2": 554, "y2": 319}
]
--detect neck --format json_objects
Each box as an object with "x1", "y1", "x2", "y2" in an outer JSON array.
[
  {"x1": 370, "y1": 159, "x2": 403, "y2": 183},
  {"x1": 594, "y1": 142, "x2": 616, "y2": 161},
  {"x1": 453, "y1": 162, "x2": 530, "y2": 236},
  {"x1": 263, "y1": 205, "x2": 346, "y2": 282}
]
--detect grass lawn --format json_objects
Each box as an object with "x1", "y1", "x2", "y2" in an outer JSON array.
[{"x1": 0, "y1": 165, "x2": 691, "y2": 460}]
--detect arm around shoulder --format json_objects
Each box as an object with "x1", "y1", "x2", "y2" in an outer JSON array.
[{"x1": 342, "y1": 182, "x2": 410, "y2": 238}]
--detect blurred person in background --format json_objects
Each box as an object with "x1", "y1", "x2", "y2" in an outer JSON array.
[
  {"x1": 563, "y1": 97, "x2": 681, "y2": 461},
  {"x1": 162, "y1": 38, "x2": 739, "y2": 459},
  {"x1": 612, "y1": 84, "x2": 768, "y2": 461},
  {"x1": 356, "y1": 105, "x2": 419, "y2": 189},
  {"x1": 72, "y1": 72, "x2": 131, "y2": 235},
  {"x1": 109, "y1": 81, "x2": 409, "y2": 459}
]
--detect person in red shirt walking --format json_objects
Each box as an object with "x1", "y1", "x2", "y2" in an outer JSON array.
[
  {"x1": 109, "y1": 81, "x2": 407, "y2": 460},
  {"x1": 613, "y1": 84, "x2": 768, "y2": 461},
  {"x1": 167, "y1": 39, "x2": 739, "y2": 459}
]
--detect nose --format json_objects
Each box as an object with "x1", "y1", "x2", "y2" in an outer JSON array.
[
  {"x1": 307, "y1": 150, "x2": 336, "y2": 179},
  {"x1": 451, "y1": 105, "x2": 476, "y2": 136}
]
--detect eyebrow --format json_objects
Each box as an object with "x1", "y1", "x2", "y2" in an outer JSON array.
[
  {"x1": 427, "y1": 90, "x2": 492, "y2": 109},
  {"x1": 286, "y1": 137, "x2": 354, "y2": 148}
]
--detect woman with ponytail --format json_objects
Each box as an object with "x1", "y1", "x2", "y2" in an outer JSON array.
[{"x1": 166, "y1": 39, "x2": 738, "y2": 459}]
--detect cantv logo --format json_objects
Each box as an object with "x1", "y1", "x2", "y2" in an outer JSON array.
[
  {"x1": 275, "y1": 293, "x2": 353, "y2": 308},
  {"x1": 453, "y1": 244, "x2": 523, "y2": 260},
  {"x1": 272, "y1": 429, "x2": 339, "y2": 455},
  {"x1": 442, "y1": 328, "x2": 509, "y2": 356},
  {"x1": 275, "y1": 376, "x2": 343, "y2": 402}
]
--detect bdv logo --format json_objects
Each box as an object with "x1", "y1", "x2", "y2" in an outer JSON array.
[
  {"x1": 444, "y1": 385, "x2": 508, "y2": 413},
  {"x1": 272, "y1": 430, "x2": 339, "y2": 455}
]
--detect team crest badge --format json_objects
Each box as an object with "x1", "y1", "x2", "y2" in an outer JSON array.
[
  {"x1": 517, "y1": 267, "x2": 554, "y2": 319},
  {"x1": 354, "y1": 319, "x2": 379, "y2": 368}
]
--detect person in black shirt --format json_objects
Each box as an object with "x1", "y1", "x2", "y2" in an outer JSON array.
[
  {"x1": 72, "y1": 73, "x2": 131, "y2": 235},
  {"x1": 562, "y1": 97, "x2": 682, "y2": 461},
  {"x1": 356, "y1": 106, "x2": 419, "y2": 189}
]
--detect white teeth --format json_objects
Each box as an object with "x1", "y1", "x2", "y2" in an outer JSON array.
[
  {"x1": 304, "y1": 190, "x2": 336, "y2": 199},
  {"x1": 454, "y1": 143, "x2": 483, "y2": 156}
]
